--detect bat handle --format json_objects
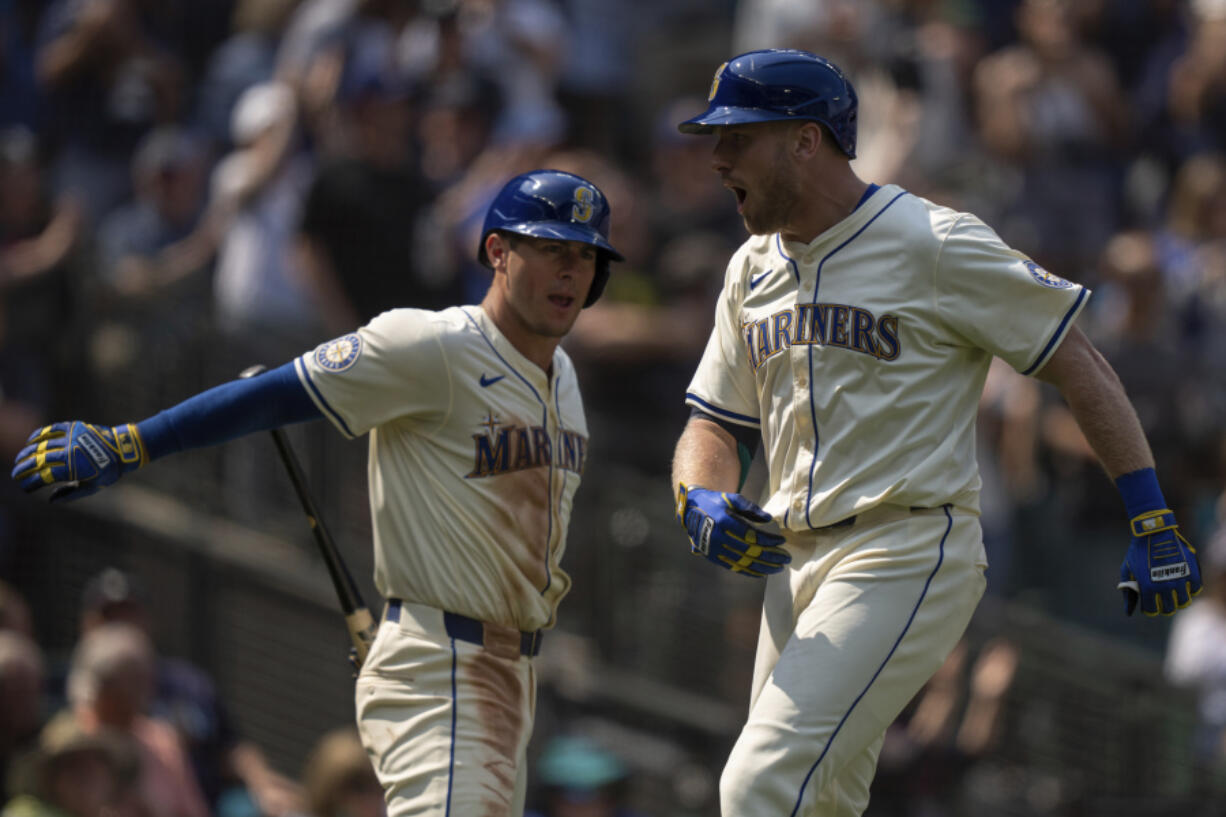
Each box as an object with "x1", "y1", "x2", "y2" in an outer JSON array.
[{"x1": 346, "y1": 608, "x2": 377, "y2": 668}]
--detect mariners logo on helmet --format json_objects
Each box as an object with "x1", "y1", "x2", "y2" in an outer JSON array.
[
  {"x1": 679, "y1": 49, "x2": 859, "y2": 159},
  {"x1": 478, "y1": 169, "x2": 625, "y2": 308},
  {"x1": 708, "y1": 62, "x2": 728, "y2": 101},
  {"x1": 571, "y1": 186, "x2": 596, "y2": 223}
]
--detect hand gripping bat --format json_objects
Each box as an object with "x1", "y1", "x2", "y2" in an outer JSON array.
[{"x1": 240, "y1": 365, "x2": 377, "y2": 671}]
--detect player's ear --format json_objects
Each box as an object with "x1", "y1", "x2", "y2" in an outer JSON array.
[
  {"x1": 485, "y1": 232, "x2": 510, "y2": 272},
  {"x1": 793, "y1": 122, "x2": 823, "y2": 161}
]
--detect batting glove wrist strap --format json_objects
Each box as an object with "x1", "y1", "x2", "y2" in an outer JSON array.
[
  {"x1": 11, "y1": 421, "x2": 148, "y2": 503},
  {"x1": 675, "y1": 483, "x2": 791, "y2": 578},
  {"x1": 1117, "y1": 507, "x2": 1201, "y2": 617},
  {"x1": 1129, "y1": 509, "x2": 1177, "y2": 537}
]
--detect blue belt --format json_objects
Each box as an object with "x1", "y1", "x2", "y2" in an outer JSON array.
[
  {"x1": 813, "y1": 505, "x2": 937, "y2": 532},
  {"x1": 384, "y1": 599, "x2": 543, "y2": 657}
]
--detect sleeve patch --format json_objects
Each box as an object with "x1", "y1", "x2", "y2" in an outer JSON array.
[
  {"x1": 1025, "y1": 261, "x2": 1074, "y2": 290},
  {"x1": 314, "y1": 333, "x2": 363, "y2": 372}
]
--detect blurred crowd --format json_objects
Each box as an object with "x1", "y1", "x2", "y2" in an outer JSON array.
[
  {"x1": 0, "y1": 568, "x2": 383, "y2": 817},
  {"x1": 4, "y1": 0, "x2": 1226, "y2": 813}
]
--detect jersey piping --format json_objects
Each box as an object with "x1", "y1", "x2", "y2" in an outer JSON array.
[
  {"x1": 461, "y1": 307, "x2": 556, "y2": 596},
  {"x1": 789, "y1": 505, "x2": 953, "y2": 815},
  {"x1": 788, "y1": 189, "x2": 909, "y2": 528},
  {"x1": 446, "y1": 641, "x2": 458, "y2": 816}
]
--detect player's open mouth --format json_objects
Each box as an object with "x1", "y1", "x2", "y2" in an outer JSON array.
[
  {"x1": 733, "y1": 186, "x2": 747, "y2": 211},
  {"x1": 548, "y1": 294, "x2": 575, "y2": 308}
]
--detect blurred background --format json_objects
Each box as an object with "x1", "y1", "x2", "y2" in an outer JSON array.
[{"x1": 3, "y1": 0, "x2": 1226, "y2": 815}]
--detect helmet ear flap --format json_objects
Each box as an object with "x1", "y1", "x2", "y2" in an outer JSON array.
[{"x1": 583, "y1": 257, "x2": 611, "y2": 308}]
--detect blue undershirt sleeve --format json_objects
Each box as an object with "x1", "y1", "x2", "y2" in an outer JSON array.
[{"x1": 136, "y1": 361, "x2": 323, "y2": 461}]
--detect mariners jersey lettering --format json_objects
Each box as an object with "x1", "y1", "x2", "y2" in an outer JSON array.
[
  {"x1": 296, "y1": 306, "x2": 588, "y2": 631},
  {"x1": 687, "y1": 184, "x2": 1089, "y2": 529}
]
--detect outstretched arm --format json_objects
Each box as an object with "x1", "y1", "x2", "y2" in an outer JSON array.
[
  {"x1": 12, "y1": 362, "x2": 322, "y2": 502},
  {"x1": 1033, "y1": 326, "x2": 1152, "y2": 478},
  {"x1": 1035, "y1": 326, "x2": 1200, "y2": 616}
]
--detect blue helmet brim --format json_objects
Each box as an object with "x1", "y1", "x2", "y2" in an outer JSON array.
[
  {"x1": 678, "y1": 106, "x2": 793, "y2": 134},
  {"x1": 501, "y1": 221, "x2": 625, "y2": 262}
]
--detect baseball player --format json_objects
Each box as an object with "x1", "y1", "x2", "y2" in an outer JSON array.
[
  {"x1": 11, "y1": 168, "x2": 624, "y2": 817},
  {"x1": 669, "y1": 49, "x2": 1200, "y2": 816}
]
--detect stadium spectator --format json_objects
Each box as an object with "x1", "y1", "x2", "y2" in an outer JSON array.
[
  {"x1": 55, "y1": 620, "x2": 208, "y2": 817},
  {"x1": 0, "y1": 125, "x2": 85, "y2": 411},
  {"x1": 971, "y1": 0, "x2": 1129, "y2": 277},
  {"x1": 296, "y1": 35, "x2": 463, "y2": 327},
  {"x1": 1164, "y1": 0, "x2": 1226, "y2": 158},
  {"x1": 1166, "y1": 526, "x2": 1226, "y2": 765},
  {"x1": 96, "y1": 125, "x2": 210, "y2": 299},
  {"x1": 33, "y1": 0, "x2": 186, "y2": 224},
  {"x1": 1, "y1": 716, "x2": 140, "y2": 817},
  {"x1": 194, "y1": 0, "x2": 300, "y2": 152},
  {"x1": 77, "y1": 567, "x2": 303, "y2": 817},
  {"x1": 0, "y1": 582, "x2": 33, "y2": 638},
  {"x1": 0, "y1": 631, "x2": 43, "y2": 802},
  {"x1": 460, "y1": 0, "x2": 570, "y2": 147},
  {"x1": 209, "y1": 79, "x2": 325, "y2": 358},
  {"x1": 299, "y1": 727, "x2": 384, "y2": 817}
]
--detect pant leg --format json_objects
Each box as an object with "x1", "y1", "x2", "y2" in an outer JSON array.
[
  {"x1": 355, "y1": 605, "x2": 535, "y2": 817},
  {"x1": 721, "y1": 509, "x2": 987, "y2": 817}
]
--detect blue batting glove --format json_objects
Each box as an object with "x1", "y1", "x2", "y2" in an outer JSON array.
[
  {"x1": 675, "y1": 483, "x2": 790, "y2": 578},
  {"x1": 11, "y1": 421, "x2": 148, "y2": 503},
  {"x1": 1117, "y1": 509, "x2": 1201, "y2": 616}
]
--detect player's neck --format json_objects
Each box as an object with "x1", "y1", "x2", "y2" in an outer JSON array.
[
  {"x1": 781, "y1": 165, "x2": 868, "y2": 245},
  {"x1": 480, "y1": 298, "x2": 559, "y2": 376}
]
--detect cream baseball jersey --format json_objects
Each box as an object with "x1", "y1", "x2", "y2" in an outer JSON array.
[
  {"x1": 295, "y1": 305, "x2": 588, "y2": 631},
  {"x1": 686, "y1": 184, "x2": 1089, "y2": 528}
]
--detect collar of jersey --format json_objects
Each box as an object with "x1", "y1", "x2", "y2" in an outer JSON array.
[
  {"x1": 462, "y1": 305, "x2": 555, "y2": 390},
  {"x1": 777, "y1": 183, "x2": 902, "y2": 261}
]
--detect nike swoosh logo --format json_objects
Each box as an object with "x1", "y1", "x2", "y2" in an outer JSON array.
[
  {"x1": 479, "y1": 373, "x2": 506, "y2": 387},
  {"x1": 749, "y1": 269, "x2": 772, "y2": 289}
]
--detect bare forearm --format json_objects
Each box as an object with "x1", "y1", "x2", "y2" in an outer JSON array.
[
  {"x1": 671, "y1": 415, "x2": 742, "y2": 494},
  {"x1": 1036, "y1": 327, "x2": 1153, "y2": 479}
]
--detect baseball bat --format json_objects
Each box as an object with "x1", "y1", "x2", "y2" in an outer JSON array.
[{"x1": 239, "y1": 364, "x2": 377, "y2": 669}]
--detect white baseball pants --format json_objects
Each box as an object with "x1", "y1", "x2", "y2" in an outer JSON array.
[
  {"x1": 355, "y1": 600, "x2": 537, "y2": 817},
  {"x1": 721, "y1": 505, "x2": 988, "y2": 816}
]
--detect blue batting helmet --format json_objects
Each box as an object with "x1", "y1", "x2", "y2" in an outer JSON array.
[
  {"x1": 678, "y1": 49, "x2": 858, "y2": 158},
  {"x1": 478, "y1": 169, "x2": 624, "y2": 307}
]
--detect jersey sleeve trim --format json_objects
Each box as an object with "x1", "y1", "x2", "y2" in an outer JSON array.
[
  {"x1": 294, "y1": 357, "x2": 357, "y2": 438},
  {"x1": 685, "y1": 393, "x2": 760, "y2": 428},
  {"x1": 1021, "y1": 287, "x2": 1089, "y2": 376},
  {"x1": 689, "y1": 405, "x2": 759, "y2": 451}
]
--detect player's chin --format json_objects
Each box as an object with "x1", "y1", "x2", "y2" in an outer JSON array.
[{"x1": 742, "y1": 209, "x2": 783, "y2": 236}]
